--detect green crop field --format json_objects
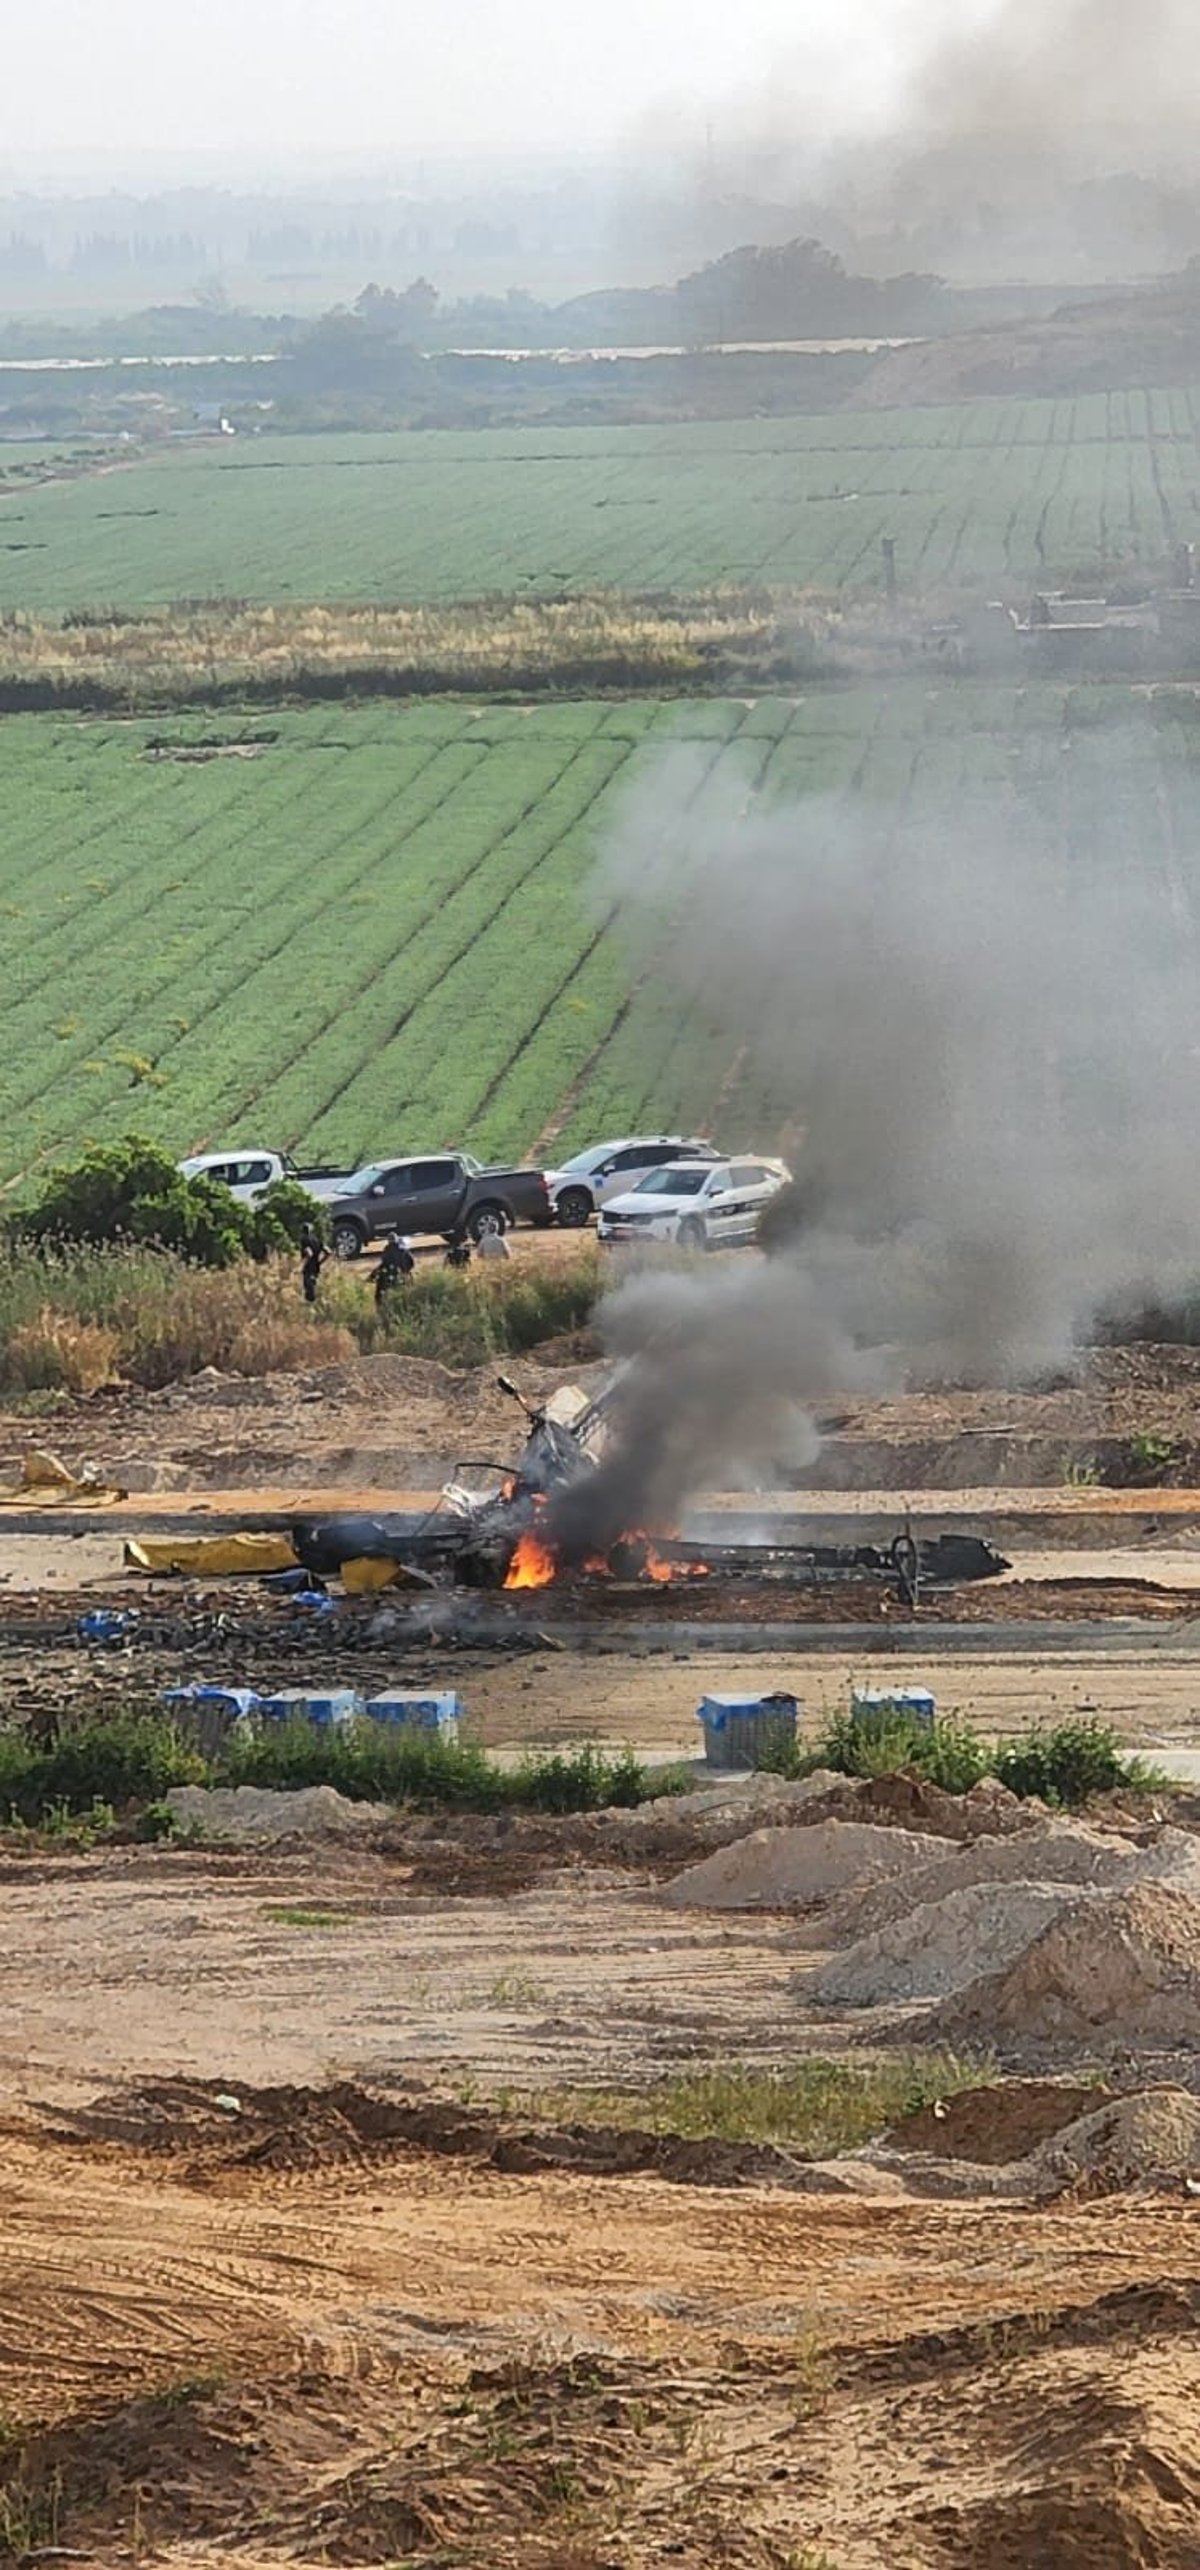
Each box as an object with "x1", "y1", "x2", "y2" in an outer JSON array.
[
  {"x1": 3, "y1": 389, "x2": 1200, "y2": 611},
  {"x1": 1, "y1": 681, "x2": 1197, "y2": 1188}
]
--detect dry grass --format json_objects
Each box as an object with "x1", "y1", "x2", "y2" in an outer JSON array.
[
  {"x1": 0, "y1": 591, "x2": 828, "y2": 708},
  {"x1": 3, "y1": 1310, "x2": 122, "y2": 1396},
  {"x1": 0, "y1": 1241, "x2": 599, "y2": 1391},
  {"x1": 0, "y1": 1247, "x2": 358, "y2": 1393}
]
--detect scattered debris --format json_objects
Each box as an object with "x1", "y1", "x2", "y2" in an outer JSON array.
[{"x1": 125, "y1": 1533, "x2": 298, "y2": 1575}]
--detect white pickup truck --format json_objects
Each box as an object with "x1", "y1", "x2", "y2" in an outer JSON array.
[{"x1": 178, "y1": 1149, "x2": 359, "y2": 1207}]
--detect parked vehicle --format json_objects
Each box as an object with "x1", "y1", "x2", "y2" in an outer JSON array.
[
  {"x1": 597, "y1": 1157, "x2": 791, "y2": 1250},
  {"x1": 545, "y1": 1135, "x2": 720, "y2": 1228},
  {"x1": 328, "y1": 1153, "x2": 551, "y2": 1258},
  {"x1": 178, "y1": 1149, "x2": 355, "y2": 1206}
]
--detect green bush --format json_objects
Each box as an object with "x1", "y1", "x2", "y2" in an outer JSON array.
[
  {"x1": 223, "y1": 1717, "x2": 665, "y2": 1815},
  {"x1": 993, "y1": 1718, "x2": 1144, "y2": 1806},
  {"x1": 509, "y1": 1742, "x2": 652, "y2": 1812},
  {"x1": 258, "y1": 1178, "x2": 329, "y2": 1248},
  {"x1": 0, "y1": 1715, "x2": 205, "y2": 1823},
  {"x1": 346, "y1": 1256, "x2": 602, "y2": 1366},
  {"x1": 815, "y1": 1706, "x2": 990, "y2": 1794},
  {"x1": 18, "y1": 1136, "x2": 297, "y2": 1270},
  {"x1": 226, "y1": 1715, "x2": 508, "y2": 1809}
]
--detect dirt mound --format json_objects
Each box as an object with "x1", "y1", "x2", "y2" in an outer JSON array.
[
  {"x1": 792, "y1": 1820, "x2": 1200, "y2": 1954},
  {"x1": 887, "y1": 2078, "x2": 1109, "y2": 2163},
  {"x1": 663, "y1": 1818, "x2": 949, "y2": 1912},
  {"x1": 1036, "y1": 2086, "x2": 1200, "y2": 2195},
  {"x1": 920, "y1": 2368, "x2": 1200, "y2": 2570},
  {"x1": 2, "y1": 2349, "x2": 681, "y2": 2569},
  {"x1": 933, "y1": 1883, "x2": 1200, "y2": 2052},
  {"x1": 595, "y1": 1767, "x2": 847, "y2": 1861},
  {"x1": 849, "y1": 1770, "x2": 1033, "y2": 1841},
  {"x1": 0, "y1": 2380, "x2": 301, "y2": 2558},
  {"x1": 813, "y1": 1880, "x2": 1085, "y2": 2006},
  {"x1": 165, "y1": 1784, "x2": 393, "y2": 1840}
]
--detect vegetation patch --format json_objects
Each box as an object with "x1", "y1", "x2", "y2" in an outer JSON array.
[
  {"x1": 765, "y1": 1708, "x2": 1166, "y2": 1808},
  {"x1": 512, "y1": 2053, "x2": 986, "y2": 2154},
  {"x1": 0, "y1": 1714, "x2": 676, "y2": 1829},
  {"x1": 0, "y1": 1227, "x2": 601, "y2": 1392},
  {"x1": 0, "y1": 683, "x2": 1198, "y2": 1185}
]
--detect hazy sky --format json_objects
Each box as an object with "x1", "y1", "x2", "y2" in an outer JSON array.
[{"x1": 1, "y1": 0, "x2": 935, "y2": 167}]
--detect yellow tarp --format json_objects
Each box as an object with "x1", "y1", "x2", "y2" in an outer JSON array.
[
  {"x1": 123, "y1": 1532, "x2": 298, "y2": 1576},
  {"x1": 0, "y1": 1448, "x2": 128, "y2": 1506},
  {"x1": 342, "y1": 1554, "x2": 403, "y2": 1593},
  {"x1": 341, "y1": 1555, "x2": 434, "y2": 1593}
]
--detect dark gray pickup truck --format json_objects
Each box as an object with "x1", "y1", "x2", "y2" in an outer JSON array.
[{"x1": 327, "y1": 1152, "x2": 551, "y2": 1258}]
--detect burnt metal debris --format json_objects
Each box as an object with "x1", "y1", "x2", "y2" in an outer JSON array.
[{"x1": 289, "y1": 1376, "x2": 1009, "y2": 1601}]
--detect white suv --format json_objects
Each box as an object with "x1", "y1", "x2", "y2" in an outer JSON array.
[
  {"x1": 545, "y1": 1135, "x2": 719, "y2": 1227},
  {"x1": 598, "y1": 1157, "x2": 791, "y2": 1250}
]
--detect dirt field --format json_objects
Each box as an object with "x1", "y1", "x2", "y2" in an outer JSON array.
[
  {"x1": 3, "y1": 1338, "x2": 1200, "y2": 2566},
  {"x1": 3, "y1": 1332, "x2": 1199, "y2": 1498},
  {"x1": 1, "y1": 1824, "x2": 1199, "y2": 2569}
]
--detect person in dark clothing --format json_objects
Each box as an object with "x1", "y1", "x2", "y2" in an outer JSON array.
[
  {"x1": 444, "y1": 1227, "x2": 472, "y2": 1271},
  {"x1": 374, "y1": 1229, "x2": 415, "y2": 1309},
  {"x1": 300, "y1": 1224, "x2": 326, "y2": 1306}
]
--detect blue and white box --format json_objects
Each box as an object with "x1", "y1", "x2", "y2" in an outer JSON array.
[
  {"x1": 163, "y1": 1683, "x2": 260, "y2": 1721},
  {"x1": 257, "y1": 1687, "x2": 363, "y2": 1728},
  {"x1": 365, "y1": 1691, "x2": 461, "y2": 1740},
  {"x1": 851, "y1": 1687, "x2": 936, "y2": 1729},
  {"x1": 696, "y1": 1690, "x2": 798, "y2": 1771}
]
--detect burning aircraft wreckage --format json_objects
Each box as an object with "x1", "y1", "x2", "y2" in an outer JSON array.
[{"x1": 291, "y1": 1376, "x2": 1006, "y2": 1611}]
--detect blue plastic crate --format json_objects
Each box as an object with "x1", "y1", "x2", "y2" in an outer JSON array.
[
  {"x1": 365, "y1": 1691, "x2": 461, "y2": 1739},
  {"x1": 257, "y1": 1687, "x2": 363, "y2": 1728},
  {"x1": 851, "y1": 1687, "x2": 936, "y2": 1729},
  {"x1": 696, "y1": 1690, "x2": 798, "y2": 1770},
  {"x1": 163, "y1": 1683, "x2": 260, "y2": 1721}
]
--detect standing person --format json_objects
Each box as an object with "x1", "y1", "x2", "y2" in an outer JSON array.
[
  {"x1": 374, "y1": 1229, "x2": 415, "y2": 1310},
  {"x1": 300, "y1": 1222, "x2": 326, "y2": 1306}
]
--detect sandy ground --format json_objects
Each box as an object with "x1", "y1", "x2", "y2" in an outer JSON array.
[
  {"x1": 0, "y1": 1832, "x2": 1198, "y2": 2568},
  {"x1": 3, "y1": 1340, "x2": 1200, "y2": 2564},
  {"x1": 0, "y1": 1842, "x2": 806, "y2": 2106},
  {"x1": 1, "y1": 1332, "x2": 1198, "y2": 1502},
  {"x1": 4, "y1": 2106, "x2": 1198, "y2": 2570}
]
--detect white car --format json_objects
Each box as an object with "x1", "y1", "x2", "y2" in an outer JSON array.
[
  {"x1": 545, "y1": 1135, "x2": 719, "y2": 1227},
  {"x1": 598, "y1": 1157, "x2": 791, "y2": 1250}
]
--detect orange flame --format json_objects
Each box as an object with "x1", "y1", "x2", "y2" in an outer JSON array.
[
  {"x1": 504, "y1": 1527, "x2": 711, "y2": 1589},
  {"x1": 504, "y1": 1530, "x2": 558, "y2": 1590}
]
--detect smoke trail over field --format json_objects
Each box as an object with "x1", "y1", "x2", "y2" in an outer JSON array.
[
  {"x1": 684, "y1": 0, "x2": 1200, "y2": 284},
  {"x1": 548, "y1": 741, "x2": 1200, "y2": 1550},
  {"x1": 904, "y1": 0, "x2": 1200, "y2": 162}
]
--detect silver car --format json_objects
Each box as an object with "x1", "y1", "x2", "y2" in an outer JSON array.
[{"x1": 545, "y1": 1135, "x2": 719, "y2": 1228}]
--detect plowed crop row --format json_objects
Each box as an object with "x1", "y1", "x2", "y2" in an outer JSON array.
[
  {"x1": 3, "y1": 386, "x2": 1200, "y2": 609},
  {"x1": 3, "y1": 680, "x2": 1200, "y2": 1183}
]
